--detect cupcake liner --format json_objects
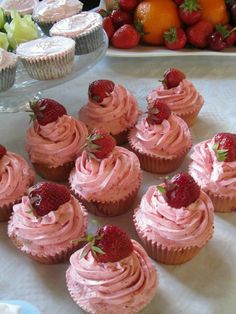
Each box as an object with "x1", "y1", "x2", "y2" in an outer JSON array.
[
  {"x1": 178, "y1": 101, "x2": 203, "y2": 127},
  {"x1": 33, "y1": 19, "x2": 55, "y2": 36},
  {"x1": 206, "y1": 190, "x2": 236, "y2": 213},
  {"x1": 33, "y1": 161, "x2": 74, "y2": 182},
  {"x1": 0, "y1": 198, "x2": 21, "y2": 222},
  {"x1": 112, "y1": 129, "x2": 129, "y2": 145},
  {"x1": 74, "y1": 26, "x2": 104, "y2": 55},
  {"x1": 0, "y1": 63, "x2": 17, "y2": 92}
]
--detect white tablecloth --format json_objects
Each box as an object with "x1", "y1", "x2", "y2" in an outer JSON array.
[{"x1": 1, "y1": 55, "x2": 236, "y2": 314}]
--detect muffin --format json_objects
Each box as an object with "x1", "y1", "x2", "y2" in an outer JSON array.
[
  {"x1": 0, "y1": 48, "x2": 17, "y2": 92},
  {"x1": 147, "y1": 68, "x2": 204, "y2": 126},
  {"x1": 0, "y1": 0, "x2": 37, "y2": 17},
  {"x1": 128, "y1": 99, "x2": 192, "y2": 174},
  {"x1": 134, "y1": 172, "x2": 214, "y2": 264},
  {"x1": 16, "y1": 36, "x2": 75, "y2": 80},
  {"x1": 189, "y1": 132, "x2": 236, "y2": 212},
  {"x1": 8, "y1": 182, "x2": 88, "y2": 264},
  {"x1": 66, "y1": 224, "x2": 157, "y2": 314},
  {"x1": 69, "y1": 129, "x2": 142, "y2": 217},
  {"x1": 0, "y1": 144, "x2": 35, "y2": 222},
  {"x1": 50, "y1": 12, "x2": 104, "y2": 55},
  {"x1": 79, "y1": 79, "x2": 140, "y2": 145},
  {"x1": 26, "y1": 98, "x2": 88, "y2": 182},
  {"x1": 33, "y1": 0, "x2": 83, "y2": 35}
]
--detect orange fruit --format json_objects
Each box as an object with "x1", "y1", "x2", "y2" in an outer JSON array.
[
  {"x1": 198, "y1": 0, "x2": 229, "y2": 25},
  {"x1": 134, "y1": 0, "x2": 181, "y2": 46}
]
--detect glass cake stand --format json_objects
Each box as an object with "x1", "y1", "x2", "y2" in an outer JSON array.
[{"x1": 0, "y1": 32, "x2": 108, "y2": 113}]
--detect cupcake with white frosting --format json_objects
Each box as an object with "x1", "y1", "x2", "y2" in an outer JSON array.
[
  {"x1": 0, "y1": 48, "x2": 17, "y2": 92},
  {"x1": 0, "y1": 0, "x2": 37, "y2": 17}
]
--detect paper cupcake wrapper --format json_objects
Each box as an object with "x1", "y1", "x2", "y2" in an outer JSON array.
[
  {"x1": 33, "y1": 19, "x2": 55, "y2": 36},
  {"x1": 33, "y1": 161, "x2": 74, "y2": 182},
  {"x1": 177, "y1": 101, "x2": 204, "y2": 127},
  {"x1": 206, "y1": 190, "x2": 236, "y2": 213},
  {"x1": 112, "y1": 129, "x2": 129, "y2": 146},
  {"x1": 0, "y1": 63, "x2": 17, "y2": 92},
  {"x1": 0, "y1": 198, "x2": 21, "y2": 222},
  {"x1": 74, "y1": 26, "x2": 104, "y2": 55}
]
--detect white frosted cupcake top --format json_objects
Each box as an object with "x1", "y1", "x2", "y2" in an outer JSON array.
[
  {"x1": 16, "y1": 36, "x2": 75, "y2": 57},
  {"x1": 33, "y1": 0, "x2": 83, "y2": 22},
  {"x1": 0, "y1": 48, "x2": 17, "y2": 70},
  {"x1": 50, "y1": 12, "x2": 103, "y2": 37},
  {"x1": 0, "y1": 0, "x2": 37, "y2": 16}
]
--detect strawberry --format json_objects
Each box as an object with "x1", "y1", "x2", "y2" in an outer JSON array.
[
  {"x1": 28, "y1": 182, "x2": 71, "y2": 217},
  {"x1": 103, "y1": 16, "x2": 115, "y2": 39},
  {"x1": 158, "y1": 172, "x2": 200, "y2": 209},
  {"x1": 179, "y1": 0, "x2": 201, "y2": 25},
  {"x1": 110, "y1": 9, "x2": 132, "y2": 28},
  {"x1": 213, "y1": 132, "x2": 236, "y2": 162},
  {"x1": 186, "y1": 20, "x2": 214, "y2": 48},
  {"x1": 163, "y1": 27, "x2": 187, "y2": 50},
  {"x1": 0, "y1": 144, "x2": 7, "y2": 159},
  {"x1": 88, "y1": 79, "x2": 115, "y2": 103},
  {"x1": 111, "y1": 24, "x2": 140, "y2": 49},
  {"x1": 29, "y1": 98, "x2": 67, "y2": 126},
  {"x1": 118, "y1": 0, "x2": 139, "y2": 12},
  {"x1": 174, "y1": 0, "x2": 184, "y2": 5},
  {"x1": 147, "y1": 100, "x2": 171, "y2": 124},
  {"x1": 162, "y1": 68, "x2": 186, "y2": 89},
  {"x1": 84, "y1": 129, "x2": 116, "y2": 159}
]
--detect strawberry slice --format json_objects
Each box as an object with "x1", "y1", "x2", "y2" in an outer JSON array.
[
  {"x1": 0, "y1": 144, "x2": 7, "y2": 159},
  {"x1": 147, "y1": 100, "x2": 171, "y2": 124},
  {"x1": 213, "y1": 132, "x2": 236, "y2": 162},
  {"x1": 88, "y1": 79, "x2": 115, "y2": 103}
]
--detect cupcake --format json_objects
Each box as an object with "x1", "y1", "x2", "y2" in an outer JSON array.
[
  {"x1": 79, "y1": 79, "x2": 140, "y2": 145},
  {"x1": 0, "y1": 48, "x2": 17, "y2": 92},
  {"x1": 66, "y1": 224, "x2": 157, "y2": 314},
  {"x1": 128, "y1": 99, "x2": 192, "y2": 174},
  {"x1": 0, "y1": 144, "x2": 35, "y2": 222},
  {"x1": 0, "y1": 0, "x2": 37, "y2": 17},
  {"x1": 189, "y1": 132, "x2": 236, "y2": 212},
  {"x1": 8, "y1": 182, "x2": 88, "y2": 264},
  {"x1": 26, "y1": 97, "x2": 88, "y2": 182},
  {"x1": 147, "y1": 68, "x2": 204, "y2": 126},
  {"x1": 50, "y1": 12, "x2": 104, "y2": 55},
  {"x1": 16, "y1": 36, "x2": 75, "y2": 80},
  {"x1": 69, "y1": 129, "x2": 142, "y2": 217},
  {"x1": 134, "y1": 172, "x2": 214, "y2": 265},
  {"x1": 33, "y1": 0, "x2": 83, "y2": 35}
]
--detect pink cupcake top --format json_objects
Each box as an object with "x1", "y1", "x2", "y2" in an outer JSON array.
[
  {"x1": 69, "y1": 147, "x2": 141, "y2": 202},
  {"x1": 8, "y1": 195, "x2": 87, "y2": 255},
  {"x1": 0, "y1": 152, "x2": 35, "y2": 207},
  {"x1": 189, "y1": 139, "x2": 236, "y2": 197},
  {"x1": 79, "y1": 84, "x2": 139, "y2": 136},
  {"x1": 26, "y1": 115, "x2": 88, "y2": 167},
  {"x1": 1, "y1": 0, "x2": 37, "y2": 16},
  {"x1": 129, "y1": 113, "x2": 192, "y2": 157},
  {"x1": 66, "y1": 240, "x2": 157, "y2": 314},
  {"x1": 147, "y1": 79, "x2": 204, "y2": 115},
  {"x1": 134, "y1": 185, "x2": 214, "y2": 249}
]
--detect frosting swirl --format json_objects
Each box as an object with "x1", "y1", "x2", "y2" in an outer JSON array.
[
  {"x1": 0, "y1": 152, "x2": 35, "y2": 207},
  {"x1": 189, "y1": 139, "x2": 236, "y2": 197},
  {"x1": 1, "y1": 0, "x2": 37, "y2": 15},
  {"x1": 0, "y1": 48, "x2": 17, "y2": 70},
  {"x1": 129, "y1": 113, "x2": 192, "y2": 157},
  {"x1": 69, "y1": 147, "x2": 141, "y2": 202},
  {"x1": 79, "y1": 84, "x2": 140, "y2": 135},
  {"x1": 134, "y1": 185, "x2": 214, "y2": 248},
  {"x1": 8, "y1": 195, "x2": 87, "y2": 255},
  {"x1": 147, "y1": 79, "x2": 204, "y2": 115},
  {"x1": 26, "y1": 115, "x2": 88, "y2": 167},
  {"x1": 66, "y1": 240, "x2": 157, "y2": 314}
]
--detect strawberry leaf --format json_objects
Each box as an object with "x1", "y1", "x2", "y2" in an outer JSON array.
[
  {"x1": 91, "y1": 245, "x2": 105, "y2": 255},
  {"x1": 157, "y1": 185, "x2": 166, "y2": 193},
  {"x1": 80, "y1": 244, "x2": 92, "y2": 259}
]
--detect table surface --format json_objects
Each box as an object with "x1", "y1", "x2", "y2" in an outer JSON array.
[{"x1": 1, "y1": 54, "x2": 236, "y2": 314}]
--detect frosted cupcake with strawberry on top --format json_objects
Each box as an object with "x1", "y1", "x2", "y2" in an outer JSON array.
[
  {"x1": 147, "y1": 68, "x2": 204, "y2": 126},
  {"x1": 69, "y1": 129, "x2": 142, "y2": 216},
  {"x1": 79, "y1": 79, "x2": 139, "y2": 145},
  {"x1": 189, "y1": 132, "x2": 236, "y2": 212},
  {"x1": 134, "y1": 172, "x2": 214, "y2": 264},
  {"x1": 0, "y1": 144, "x2": 35, "y2": 222},
  {"x1": 8, "y1": 182, "x2": 88, "y2": 264},
  {"x1": 128, "y1": 99, "x2": 192, "y2": 173},
  {"x1": 26, "y1": 97, "x2": 88, "y2": 182},
  {"x1": 66, "y1": 224, "x2": 157, "y2": 314}
]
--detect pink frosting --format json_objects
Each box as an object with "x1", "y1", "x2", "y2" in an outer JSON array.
[
  {"x1": 0, "y1": 152, "x2": 35, "y2": 207},
  {"x1": 79, "y1": 84, "x2": 140, "y2": 135},
  {"x1": 1, "y1": 0, "x2": 37, "y2": 15},
  {"x1": 66, "y1": 240, "x2": 157, "y2": 314},
  {"x1": 69, "y1": 147, "x2": 141, "y2": 202},
  {"x1": 8, "y1": 195, "x2": 87, "y2": 255},
  {"x1": 26, "y1": 115, "x2": 88, "y2": 167},
  {"x1": 147, "y1": 79, "x2": 204, "y2": 115},
  {"x1": 129, "y1": 113, "x2": 192, "y2": 157},
  {"x1": 189, "y1": 139, "x2": 236, "y2": 197},
  {"x1": 134, "y1": 185, "x2": 214, "y2": 249}
]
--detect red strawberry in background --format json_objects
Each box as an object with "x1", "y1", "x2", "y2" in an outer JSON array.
[
  {"x1": 88, "y1": 79, "x2": 115, "y2": 103},
  {"x1": 28, "y1": 182, "x2": 71, "y2": 217},
  {"x1": 213, "y1": 132, "x2": 236, "y2": 162},
  {"x1": 178, "y1": 0, "x2": 201, "y2": 25},
  {"x1": 174, "y1": 0, "x2": 184, "y2": 5},
  {"x1": 147, "y1": 100, "x2": 171, "y2": 124},
  {"x1": 0, "y1": 144, "x2": 7, "y2": 159},
  {"x1": 29, "y1": 98, "x2": 67, "y2": 126},
  {"x1": 84, "y1": 129, "x2": 116, "y2": 160},
  {"x1": 157, "y1": 172, "x2": 200, "y2": 209},
  {"x1": 163, "y1": 27, "x2": 187, "y2": 50},
  {"x1": 162, "y1": 68, "x2": 186, "y2": 89},
  {"x1": 118, "y1": 0, "x2": 139, "y2": 12},
  {"x1": 110, "y1": 9, "x2": 132, "y2": 28},
  {"x1": 111, "y1": 24, "x2": 141, "y2": 49},
  {"x1": 186, "y1": 20, "x2": 214, "y2": 48},
  {"x1": 103, "y1": 16, "x2": 115, "y2": 39}
]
